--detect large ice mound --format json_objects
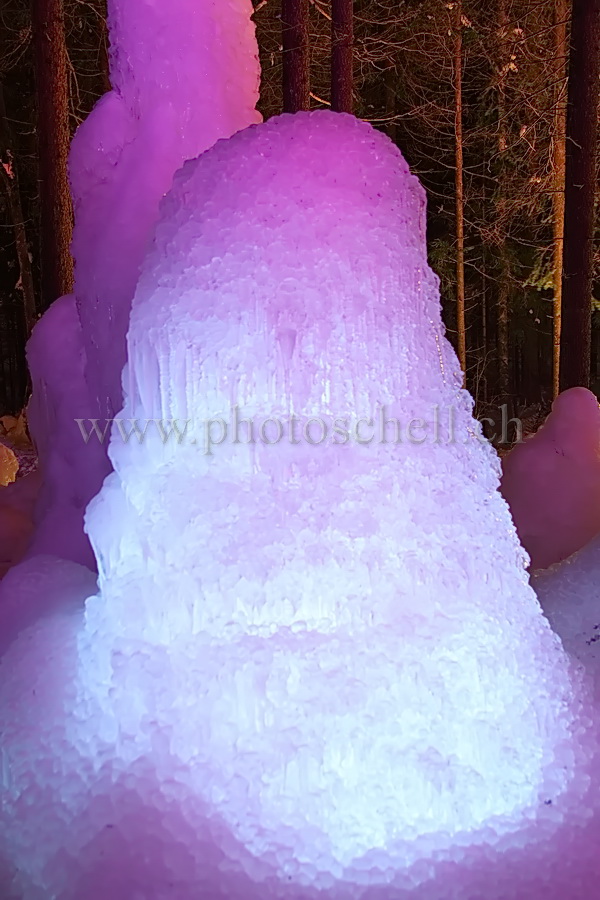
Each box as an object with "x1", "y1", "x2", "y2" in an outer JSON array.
[{"x1": 1, "y1": 112, "x2": 598, "y2": 898}]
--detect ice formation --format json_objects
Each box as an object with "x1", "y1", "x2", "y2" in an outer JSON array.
[
  {"x1": 500, "y1": 387, "x2": 600, "y2": 570},
  {"x1": 0, "y1": 472, "x2": 39, "y2": 578},
  {"x1": 71, "y1": 0, "x2": 261, "y2": 420},
  {"x1": 25, "y1": 0, "x2": 261, "y2": 566},
  {"x1": 2, "y1": 112, "x2": 598, "y2": 898},
  {"x1": 25, "y1": 295, "x2": 99, "y2": 568}
]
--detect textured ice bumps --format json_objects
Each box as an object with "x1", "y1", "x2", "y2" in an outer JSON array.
[
  {"x1": 0, "y1": 113, "x2": 596, "y2": 898},
  {"x1": 86, "y1": 114, "x2": 588, "y2": 884},
  {"x1": 71, "y1": 0, "x2": 261, "y2": 420}
]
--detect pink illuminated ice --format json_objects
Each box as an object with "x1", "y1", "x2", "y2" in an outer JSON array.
[
  {"x1": 2, "y1": 112, "x2": 598, "y2": 898},
  {"x1": 71, "y1": 0, "x2": 261, "y2": 422},
  {"x1": 22, "y1": 0, "x2": 261, "y2": 567},
  {"x1": 501, "y1": 387, "x2": 600, "y2": 570}
]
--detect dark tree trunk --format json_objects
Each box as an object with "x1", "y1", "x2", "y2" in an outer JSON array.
[
  {"x1": 0, "y1": 84, "x2": 37, "y2": 336},
  {"x1": 282, "y1": 0, "x2": 310, "y2": 113},
  {"x1": 31, "y1": 0, "x2": 74, "y2": 310},
  {"x1": 496, "y1": 0, "x2": 510, "y2": 409},
  {"x1": 560, "y1": 0, "x2": 600, "y2": 390},
  {"x1": 384, "y1": 69, "x2": 398, "y2": 143},
  {"x1": 331, "y1": 0, "x2": 353, "y2": 113},
  {"x1": 454, "y1": 0, "x2": 466, "y2": 379},
  {"x1": 99, "y1": 11, "x2": 112, "y2": 96},
  {"x1": 552, "y1": 0, "x2": 568, "y2": 398}
]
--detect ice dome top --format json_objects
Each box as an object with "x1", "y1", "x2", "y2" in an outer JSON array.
[{"x1": 122, "y1": 111, "x2": 459, "y2": 425}]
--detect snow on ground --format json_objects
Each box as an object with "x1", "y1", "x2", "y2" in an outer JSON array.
[{"x1": 534, "y1": 534, "x2": 600, "y2": 702}]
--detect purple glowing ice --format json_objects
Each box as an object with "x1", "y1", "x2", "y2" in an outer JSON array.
[
  {"x1": 2, "y1": 110, "x2": 598, "y2": 899},
  {"x1": 23, "y1": 0, "x2": 261, "y2": 567}
]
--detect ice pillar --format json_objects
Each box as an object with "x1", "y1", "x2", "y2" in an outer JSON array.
[
  {"x1": 24, "y1": 0, "x2": 261, "y2": 566},
  {"x1": 81, "y1": 111, "x2": 585, "y2": 885}
]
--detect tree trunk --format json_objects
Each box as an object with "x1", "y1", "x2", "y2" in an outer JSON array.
[
  {"x1": 99, "y1": 10, "x2": 112, "y2": 96},
  {"x1": 560, "y1": 0, "x2": 600, "y2": 390},
  {"x1": 384, "y1": 68, "x2": 398, "y2": 143},
  {"x1": 0, "y1": 84, "x2": 37, "y2": 336},
  {"x1": 552, "y1": 0, "x2": 568, "y2": 398},
  {"x1": 31, "y1": 0, "x2": 74, "y2": 310},
  {"x1": 331, "y1": 0, "x2": 353, "y2": 113},
  {"x1": 481, "y1": 268, "x2": 488, "y2": 404},
  {"x1": 496, "y1": 0, "x2": 510, "y2": 409},
  {"x1": 454, "y1": 0, "x2": 466, "y2": 379},
  {"x1": 282, "y1": 0, "x2": 310, "y2": 113}
]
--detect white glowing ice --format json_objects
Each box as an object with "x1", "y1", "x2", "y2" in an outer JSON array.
[{"x1": 2, "y1": 112, "x2": 598, "y2": 898}]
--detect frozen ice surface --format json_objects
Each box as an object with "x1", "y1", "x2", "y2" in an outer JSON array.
[
  {"x1": 1, "y1": 112, "x2": 600, "y2": 898},
  {"x1": 0, "y1": 554, "x2": 96, "y2": 658},
  {"x1": 72, "y1": 0, "x2": 261, "y2": 422},
  {"x1": 24, "y1": 0, "x2": 261, "y2": 566},
  {"x1": 500, "y1": 387, "x2": 600, "y2": 570},
  {"x1": 0, "y1": 471, "x2": 40, "y2": 578},
  {"x1": 25, "y1": 295, "x2": 99, "y2": 569}
]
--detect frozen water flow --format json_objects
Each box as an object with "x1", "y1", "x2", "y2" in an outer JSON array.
[
  {"x1": 2, "y1": 112, "x2": 598, "y2": 898},
  {"x1": 23, "y1": 0, "x2": 261, "y2": 567},
  {"x1": 72, "y1": 0, "x2": 261, "y2": 422}
]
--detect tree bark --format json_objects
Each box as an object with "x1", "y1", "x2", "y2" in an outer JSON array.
[
  {"x1": 282, "y1": 0, "x2": 310, "y2": 113},
  {"x1": 0, "y1": 84, "x2": 37, "y2": 336},
  {"x1": 99, "y1": 9, "x2": 112, "y2": 97},
  {"x1": 496, "y1": 0, "x2": 510, "y2": 408},
  {"x1": 31, "y1": 0, "x2": 74, "y2": 310},
  {"x1": 384, "y1": 68, "x2": 398, "y2": 143},
  {"x1": 552, "y1": 0, "x2": 568, "y2": 398},
  {"x1": 454, "y1": 0, "x2": 466, "y2": 379},
  {"x1": 331, "y1": 0, "x2": 354, "y2": 113},
  {"x1": 560, "y1": 0, "x2": 600, "y2": 390}
]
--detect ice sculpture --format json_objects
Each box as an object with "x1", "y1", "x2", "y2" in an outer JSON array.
[
  {"x1": 89, "y1": 108, "x2": 600, "y2": 883},
  {"x1": 501, "y1": 387, "x2": 600, "y2": 570},
  {"x1": 24, "y1": 0, "x2": 261, "y2": 567},
  {"x1": 71, "y1": 0, "x2": 261, "y2": 421},
  {"x1": 0, "y1": 113, "x2": 597, "y2": 900},
  {"x1": 25, "y1": 295, "x2": 101, "y2": 568},
  {"x1": 2, "y1": 112, "x2": 597, "y2": 898}
]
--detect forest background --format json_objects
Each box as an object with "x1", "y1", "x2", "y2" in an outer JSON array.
[{"x1": 0, "y1": 0, "x2": 598, "y2": 436}]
